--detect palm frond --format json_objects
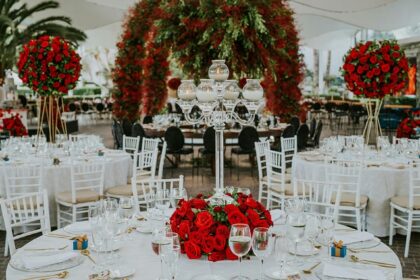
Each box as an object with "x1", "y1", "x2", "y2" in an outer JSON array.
[{"x1": 15, "y1": 1, "x2": 59, "y2": 24}]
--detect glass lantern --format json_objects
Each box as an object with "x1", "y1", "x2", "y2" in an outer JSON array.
[
  {"x1": 223, "y1": 80, "x2": 240, "y2": 100},
  {"x1": 208, "y1": 60, "x2": 229, "y2": 82},
  {"x1": 196, "y1": 79, "x2": 216, "y2": 102},
  {"x1": 177, "y1": 80, "x2": 196, "y2": 100},
  {"x1": 242, "y1": 79, "x2": 263, "y2": 101}
]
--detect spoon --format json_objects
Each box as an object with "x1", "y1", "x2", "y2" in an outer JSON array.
[
  {"x1": 350, "y1": 255, "x2": 396, "y2": 268},
  {"x1": 81, "y1": 249, "x2": 96, "y2": 264},
  {"x1": 303, "y1": 262, "x2": 321, "y2": 274},
  {"x1": 22, "y1": 271, "x2": 69, "y2": 280}
]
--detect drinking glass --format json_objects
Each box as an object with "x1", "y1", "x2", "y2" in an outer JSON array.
[
  {"x1": 161, "y1": 232, "x2": 181, "y2": 280},
  {"x1": 286, "y1": 212, "x2": 306, "y2": 265},
  {"x1": 320, "y1": 214, "x2": 335, "y2": 261},
  {"x1": 305, "y1": 213, "x2": 320, "y2": 251},
  {"x1": 229, "y1": 223, "x2": 252, "y2": 280},
  {"x1": 118, "y1": 197, "x2": 135, "y2": 240},
  {"x1": 151, "y1": 229, "x2": 172, "y2": 280},
  {"x1": 274, "y1": 234, "x2": 290, "y2": 279},
  {"x1": 252, "y1": 227, "x2": 271, "y2": 280}
]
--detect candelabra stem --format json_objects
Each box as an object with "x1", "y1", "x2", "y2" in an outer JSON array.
[{"x1": 215, "y1": 125, "x2": 224, "y2": 195}]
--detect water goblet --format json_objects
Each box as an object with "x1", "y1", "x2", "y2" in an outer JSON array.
[
  {"x1": 252, "y1": 227, "x2": 272, "y2": 280},
  {"x1": 229, "y1": 223, "x2": 252, "y2": 280},
  {"x1": 151, "y1": 229, "x2": 172, "y2": 280},
  {"x1": 161, "y1": 232, "x2": 181, "y2": 280},
  {"x1": 286, "y1": 212, "x2": 306, "y2": 266}
]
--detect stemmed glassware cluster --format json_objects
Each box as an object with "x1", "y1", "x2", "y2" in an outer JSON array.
[{"x1": 151, "y1": 228, "x2": 180, "y2": 280}]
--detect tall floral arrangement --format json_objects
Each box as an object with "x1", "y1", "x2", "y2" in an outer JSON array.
[
  {"x1": 113, "y1": 0, "x2": 303, "y2": 121},
  {"x1": 0, "y1": 109, "x2": 27, "y2": 137},
  {"x1": 342, "y1": 40, "x2": 408, "y2": 98},
  {"x1": 17, "y1": 36, "x2": 81, "y2": 142},
  {"x1": 170, "y1": 192, "x2": 272, "y2": 261}
]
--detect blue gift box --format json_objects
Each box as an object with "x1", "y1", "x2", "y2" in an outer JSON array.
[
  {"x1": 73, "y1": 239, "x2": 88, "y2": 250},
  {"x1": 330, "y1": 244, "x2": 347, "y2": 257}
]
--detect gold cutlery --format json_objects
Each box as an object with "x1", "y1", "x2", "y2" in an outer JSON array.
[
  {"x1": 303, "y1": 262, "x2": 321, "y2": 274},
  {"x1": 22, "y1": 271, "x2": 69, "y2": 280},
  {"x1": 81, "y1": 249, "x2": 96, "y2": 264},
  {"x1": 348, "y1": 248, "x2": 390, "y2": 253},
  {"x1": 24, "y1": 245, "x2": 69, "y2": 251},
  {"x1": 46, "y1": 233, "x2": 76, "y2": 240},
  {"x1": 350, "y1": 255, "x2": 396, "y2": 268}
]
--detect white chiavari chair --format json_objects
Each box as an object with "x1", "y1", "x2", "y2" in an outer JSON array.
[
  {"x1": 133, "y1": 175, "x2": 185, "y2": 212},
  {"x1": 265, "y1": 149, "x2": 294, "y2": 209},
  {"x1": 389, "y1": 161, "x2": 420, "y2": 257},
  {"x1": 56, "y1": 162, "x2": 105, "y2": 227},
  {"x1": 69, "y1": 134, "x2": 89, "y2": 142},
  {"x1": 123, "y1": 135, "x2": 140, "y2": 153},
  {"x1": 106, "y1": 150, "x2": 158, "y2": 199},
  {"x1": 280, "y1": 136, "x2": 297, "y2": 176},
  {"x1": 293, "y1": 178, "x2": 341, "y2": 222},
  {"x1": 325, "y1": 158, "x2": 367, "y2": 231},
  {"x1": 255, "y1": 141, "x2": 270, "y2": 202},
  {"x1": 142, "y1": 137, "x2": 160, "y2": 176},
  {"x1": 1, "y1": 190, "x2": 50, "y2": 256},
  {"x1": 157, "y1": 141, "x2": 167, "y2": 179}
]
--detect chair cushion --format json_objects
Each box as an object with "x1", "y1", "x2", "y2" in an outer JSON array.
[
  {"x1": 331, "y1": 193, "x2": 368, "y2": 207},
  {"x1": 269, "y1": 183, "x2": 297, "y2": 196},
  {"x1": 56, "y1": 190, "x2": 100, "y2": 204},
  {"x1": 128, "y1": 174, "x2": 153, "y2": 184},
  {"x1": 391, "y1": 196, "x2": 420, "y2": 210},
  {"x1": 262, "y1": 173, "x2": 292, "y2": 183},
  {"x1": 106, "y1": 185, "x2": 146, "y2": 197}
]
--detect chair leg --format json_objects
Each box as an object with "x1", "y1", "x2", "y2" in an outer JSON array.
[
  {"x1": 355, "y1": 209, "x2": 362, "y2": 231},
  {"x1": 4, "y1": 235, "x2": 9, "y2": 257},
  {"x1": 56, "y1": 204, "x2": 61, "y2": 229},
  {"x1": 389, "y1": 206, "x2": 394, "y2": 246},
  {"x1": 404, "y1": 212, "x2": 413, "y2": 258},
  {"x1": 258, "y1": 181, "x2": 263, "y2": 202},
  {"x1": 72, "y1": 206, "x2": 77, "y2": 223},
  {"x1": 236, "y1": 154, "x2": 239, "y2": 181}
]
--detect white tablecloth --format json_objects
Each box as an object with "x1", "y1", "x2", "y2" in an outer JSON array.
[
  {"x1": 292, "y1": 154, "x2": 410, "y2": 237},
  {"x1": 0, "y1": 149, "x2": 132, "y2": 228},
  {"x1": 6, "y1": 223, "x2": 402, "y2": 280}
]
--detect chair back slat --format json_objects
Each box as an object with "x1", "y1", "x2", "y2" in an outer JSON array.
[
  {"x1": 4, "y1": 164, "x2": 43, "y2": 199},
  {"x1": 70, "y1": 162, "x2": 105, "y2": 204},
  {"x1": 123, "y1": 135, "x2": 140, "y2": 153},
  {"x1": 255, "y1": 141, "x2": 270, "y2": 179}
]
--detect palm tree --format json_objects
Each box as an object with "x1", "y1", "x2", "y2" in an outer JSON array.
[{"x1": 0, "y1": 0, "x2": 86, "y2": 84}]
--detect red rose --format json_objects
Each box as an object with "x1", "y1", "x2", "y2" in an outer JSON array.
[
  {"x1": 190, "y1": 231, "x2": 203, "y2": 245},
  {"x1": 359, "y1": 44, "x2": 368, "y2": 54},
  {"x1": 177, "y1": 201, "x2": 191, "y2": 217},
  {"x1": 184, "y1": 241, "x2": 201, "y2": 259},
  {"x1": 227, "y1": 211, "x2": 248, "y2": 225},
  {"x1": 225, "y1": 246, "x2": 238, "y2": 260},
  {"x1": 208, "y1": 251, "x2": 225, "y2": 262},
  {"x1": 369, "y1": 56, "x2": 378, "y2": 64},
  {"x1": 214, "y1": 234, "x2": 226, "y2": 251},
  {"x1": 359, "y1": 56, "x2": 368, "y2": 64},
  {"x1": 195, "y1": 211, "x2": 214, "y2": 230},
  {"x1": 357, "y1": 66, "x2": 364, "y2": 74},
  {"x1": 53, "y1": 82, "x2": 60, "y2": 88},
  {"x1": 55, "y1": 54, "x2": 62, "y2": 62},
  {"x1": 373, "y1": 68, "x2": 381, "y2": 76},
  {"x1": 347, "y1": 64, "x2": 355, "y2": 73},
  {"x1": 392, "y1": 66, "x2": 400, "y2": 74},
  {"x1": 214, "y1": 206, "x2": 223, "y2": 213},
  {"x1": 381, "y1": 64, "x2": 390, "y2": 73},
  {"x1": 255, "y1": 219, "x2": 270, "y2": 228},
  {"x1": 366, "y1": 71, "x2": 374, "y2": 79},
  {"x1": 41, "y1": 41, "x2": 49, "y2": 48},
  {"x1": 224, "y1": 204, "x2": 239, "y2": 214},
  {"x1": 202, "y1": 235, "x2": 215, "y2": 254},
  {"x1": 246, "y1": 209, "x2": 260, "y2": 226},
  {"x1": 245, "y1": 197, "x2": 258, "y2": 209},
  {"x1": 190, "y1": 198, "x2": 207, "y2": 210},
  {"x1": 178, "y1": 221, "x2": 190, "y2": 240},
  {"x1": 392, "y1": 52, "x2": 400, "y2": 59},
  {"x1": 393, "y1": 45, "x2": 400, "y2": 51},
  {"x1": 216, "y1": 225, "x2": 229, "y2": 239}
]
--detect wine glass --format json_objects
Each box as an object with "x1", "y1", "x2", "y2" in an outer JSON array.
[
  {"x1": 118, "y1": 197, "x2": 135, "y2": 240},
  {"x1": 274, "y1": 234, "x2": 290, "y2": 279},
  {"x1": 229, "y1": 223, "x2": 252, "y2": 280},
  {"x1": 252, "y1": 227, "x2": 272, "y2": 280},
  {"x1": 161, "y1": 232, "x2": 181, "y2": 280},
  {"x1": 286, "y1": 212, "x2": 306, "y2": 265},
  {"x1": 304, "y1": 213, "x2": 320, "y2": 251},
  {"x1": 320, "y1": 214, "x2": 335, "y2": 261},
  {"x1": 152, "y1": 229, "x2": 172, "y2": 280}
]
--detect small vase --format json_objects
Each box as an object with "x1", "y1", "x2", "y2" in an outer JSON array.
[
  {"x1": 177, "y1": 80, "x2": 196, "y2": 100},
  {"x1": 223, "y1": 80, "x2": 240, "y2": 100},
  {"x1": 208, "y1": 60, "x2": 229, "y2": 82},
  {"x1": 242, "y1": 79, "x2": 263, "y2": 101},
  {"x1": 196, "y1": 79, "x2": 217, "y2": 102}
]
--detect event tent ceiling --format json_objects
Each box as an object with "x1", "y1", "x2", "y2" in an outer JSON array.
[{"x1": 23, "y1": 0, "x2": 420, "y2": 50}]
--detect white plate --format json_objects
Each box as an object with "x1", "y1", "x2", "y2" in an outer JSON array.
[
  {"x1": 63, "y1": 221, "x2": 91, "y2": 235},
  {"x1": 289, "y1": 244, "x2": 320, "y2": 256},
  {"x1": 265, "y1": 267, "x2": 299, "y2": 280},
  {"x1": 110, "y1": 264, "x2": 135, "y2": 278},
  {"x1": 10, "y1": 251, "x2": 84, "y2": 272},
  {"x1": 136, "y1": 225, "x2": 153, "y2": 234},
  {"x1": 347, "y1": 237, "x2": 381, "y2": 250},
  {"x1": 90, "y1": 241, "x2": 123, "y2": 252}
]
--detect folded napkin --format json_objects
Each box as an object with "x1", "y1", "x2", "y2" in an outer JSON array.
[
  {"x1": 334, "y1": 231, "x2": 375, "y2": 245},
  {"x1": 20, "y1": 251, "x2": 78, "y2": 269},
  {"x1": 64, "y1": 221, "x2": 91, "y2": 234},
  {"x1": 323, "y1": 263, "x2": 386, "y2": 280}
]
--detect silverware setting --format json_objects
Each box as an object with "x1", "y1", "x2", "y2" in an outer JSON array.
[{"x1": 21, "y1": 271, "x2": 69, "y2": 280}]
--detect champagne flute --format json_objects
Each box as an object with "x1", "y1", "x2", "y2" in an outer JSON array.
[
  {"x1": 274, "y1": 234, "x2": 289, "y2": 279},
  {"x1": 118, "y1": 197, "x2": 134, "y2": 240},
  {"x1": 229, "y1": 223, "x2": 252, "y2": 280},
  {"x1": 320, "y1": 214, "x2": 335, "y2": 261},
  {"x1": 161, "y1": 232, "x2": 180, "y2": 280},
  {"x1": 252, "y1": 227, "x2": 271, "y2": 280},
  {"x1": 305, "y1": 213, "x2": 320, "y2": 250},
  {"x1": 286, "y1": 212, "x2": 306, "y2": 265},
  {"x1": 151, "y1": 229, "x2": 172, "y2": 280}
]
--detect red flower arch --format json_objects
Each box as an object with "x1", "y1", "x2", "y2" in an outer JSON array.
[{"x1": 113, "y1": 0, "x2": 303, "y2": 121}]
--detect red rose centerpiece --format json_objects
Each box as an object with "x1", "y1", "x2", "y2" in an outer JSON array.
[
  {"x1": 170, "y1": 192, "x2": 273, "y2": 261},
  {"x1": 17, "y1": 36, "x2": 82, "y2": 142},
  {"x1": 341, "y1": 40, "x2": 409, "y2": 144}
]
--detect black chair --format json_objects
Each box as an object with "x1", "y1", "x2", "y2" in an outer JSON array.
[
  {"x1": 81, "y1": 103, "x2": 90, "y2": 112},
  {"x1": 95, "y1": 103, "x2": 105, "y2": 119},
  {"x1": 121, "y1": 119, "x2": 132, "y2": 136},
  {"x1": 312, "y1": 102, "x2": 322, "y2": 111},
  {"x1": 198, "y1": 127, "x2": 216, "y2": 177},
  {"x1": 164, "y1": 126, "x2": 194, "y2": 173},
  {"x1": 282, "y1": 125, "x2": 295, "y2": 138},
  {"x1": 143, "y1": 116, "x2": 153, "y2": 124},
  {"x1": 68, "y1": 103, "x2": 77, "y2": 112},
  {"x1": 112, "y1": 119, "x2": 124, "y2": 149},
  {"x1": 309, "y1": 118, "x2": 317, "y2": 139},
  {"x1": 296, "y1": 124, "x2": 310, "y2": 151},
  {"x1": 132, "y1": 123, "x2": 147, "y2": 149},
  {"x1": 307, "y1": 121, "x2": 323, "y2": 148},
  {"x1": 167, "y1": 103, "x2": 173, "y2": 114},
  {"x1": 231, "y1": 126, "x2": 259, "y2": 180},
  {"x1": 18, "y1": 95, "x2": 28, "y2": 107},
  {"x1": 289, "y1": 116, "x2": 300, "y2": 134}
]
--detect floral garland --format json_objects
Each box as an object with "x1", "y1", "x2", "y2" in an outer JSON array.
[
  {"x1": 170, "y1": 192, "x2": 272, "y2": 262},
  {"x1": 17, "y1": 36, "x2": 81, "y2": 96},
  {"x1": 113, "y1": 0, "x2": 303, "y2": 121},
  {"x1": 342, "y1": 40, "x2": 409, "y2": 98},
  {"x1": 0, "y1": 109, "x2": 27, "y2": 137}
]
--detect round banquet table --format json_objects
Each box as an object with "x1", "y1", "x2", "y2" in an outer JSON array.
[
  {"x1": 292, "y1": 152, "x2": 412, "y2": 237},
  {"x1": 143, "y1": 124, "x2": 286, "y2": 140},
  {"x1": 6, "y1": 222, "x2": 402, "y2": 280},
  {"x1": 0, "y1": 149, "x2": 132, "y2": 228}
]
